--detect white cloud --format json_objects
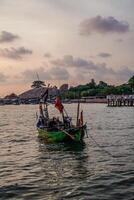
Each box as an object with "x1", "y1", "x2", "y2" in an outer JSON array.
[{"x1": 0, "y1": 47, "x2": 32, "y2": 60}]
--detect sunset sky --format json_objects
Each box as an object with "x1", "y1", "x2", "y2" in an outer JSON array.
[{"x1": 0, "y1": 0, "x2": 134, "y2": 96}]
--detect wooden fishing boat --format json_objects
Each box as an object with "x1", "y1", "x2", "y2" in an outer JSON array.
[
  {"x1": 36, "y1": 89, "x2": 87, "y2": 143},
  {"x1": 37, "y1": 126, "x2": 86, "y2": 143}
]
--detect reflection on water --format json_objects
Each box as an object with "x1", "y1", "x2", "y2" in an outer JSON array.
[{"x1": 0, "y1": 104, "x2": 134, "y2": 200}]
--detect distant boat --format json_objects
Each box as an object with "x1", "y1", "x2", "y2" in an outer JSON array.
[{"x1": 36, "y1": 89, "x2": 87, "y2": 143}]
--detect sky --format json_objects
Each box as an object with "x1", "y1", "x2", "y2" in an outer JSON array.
[{"x1": 0, "y1": 0, "x2": 134, "y2": 96}]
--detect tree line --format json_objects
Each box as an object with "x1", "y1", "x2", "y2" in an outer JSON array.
[{"x1": 61, "y1": 76, "x2": 134, "y2": 99}]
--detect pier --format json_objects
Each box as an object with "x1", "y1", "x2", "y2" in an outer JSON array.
[{"x1": 107, "y1": 95, "x2": 134, "y2": 107}]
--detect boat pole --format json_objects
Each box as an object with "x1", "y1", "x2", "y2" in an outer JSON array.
[
  {"x1": 63, "y1": 108, "x2": 68, "y2": 117},
  {"x1": 61, "y1": 111, "x2": 65, "y2": 124},
  {"x1": 59, "y1": 128, "x2": 75, "y2": 140},
  {"x1": 76, "y1": 96, "x2": 80, "y2": 126},
  {"x1": 39, "y1": 102, "x2": 44, "y2": 117}
]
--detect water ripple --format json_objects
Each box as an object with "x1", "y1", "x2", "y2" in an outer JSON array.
[{"x1": 0, "y1": 104, "x2": 134, "y2": 200}]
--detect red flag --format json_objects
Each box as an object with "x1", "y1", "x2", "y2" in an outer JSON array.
[{"x1": 55, "y1": 97, "x2": 64, "y2": 113}]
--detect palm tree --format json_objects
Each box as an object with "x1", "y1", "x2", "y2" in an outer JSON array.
[{"x1": 31, "y1": 80, "x2": 46, "y2": 88}]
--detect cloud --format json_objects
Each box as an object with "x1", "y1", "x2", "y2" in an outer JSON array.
[
  {"x1": 116, "y1": 66, "x2": 134, "y2": 82},
  {"x1": 0, "y1": 72, "x2": 7, "y2": 82},
  {"x1": 22, "y1": 67, "x2": 51, "y2": 81},
  {"x1": 98, "y1": 52, "x2": 112, "y2": 58},
  {"x1": 50, "y1": 66, "x2": 69, "y2": 80},
  {"x1": 0, "y1": 47, "x2": 32, "y2": 60},
  {"x1": 80, "y1": 16, "x2": 129, "y2": 35},
  {"x1": 51, "y1": 55, "x2": 98, "y2": 70},
  {"x1": 51, "y1": 55, "x2": 116, "y2": 78},
  {"x1": 22, "y1": 66, "x2": 70, "y2": 82},
  {"x1": 50, "y1": 55, "x2": 134, "y2": 84},
  {"x1": 116, "y1": 38, "x2": 123, "y2": 43},
  {"x1": 44, "y1": 53, "x2": 52, "y2": 58},
  {"x1": 0, "y1": 31, "x2": 19, "y2": 43}
]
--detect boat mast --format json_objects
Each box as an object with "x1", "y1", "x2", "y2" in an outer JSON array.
[
  {"x1": 76, "y1": 93, "x2": 80, "y2": 126},
  {"x1": 43, "y1": 85, "x2": 49, "y2": 119}
]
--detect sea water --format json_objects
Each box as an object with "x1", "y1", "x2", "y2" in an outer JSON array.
[{"x1": 0, "y1": 104, "x2": 134, "y2": 200}]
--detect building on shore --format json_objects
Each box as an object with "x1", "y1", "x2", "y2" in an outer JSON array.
[
  {"x1": 71, "y1": 96, "x2": 107, "y2": 103},
  {"x1": 0, "y1": 79, "x2": 59, "y2": 105},
  {"x1": 19, "y1": 79, "x2": 59, "y2": 104},
  {"x1": 2, "y1": 93, "x2": 19, "y2": 105},
  {"x1": 19, "y1": 86, "x2": 59, "y2": 104}
]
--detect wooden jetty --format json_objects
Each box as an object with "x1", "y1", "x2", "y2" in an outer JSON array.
[{"x1": 107, "y1": 95, "x2": 134, "y2": 107}]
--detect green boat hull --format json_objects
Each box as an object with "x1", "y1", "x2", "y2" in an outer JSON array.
[{"x1": 38, "y1": 128, "x2": 85, "y2": 143}]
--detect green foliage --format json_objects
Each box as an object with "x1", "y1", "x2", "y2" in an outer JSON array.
[
  {"x1": 87, "y1": 79, "x2": 96, "y2": 89},
  {"x1": 61, "y1": 76, "x2": 134, "y2": 99},
  {"x1": 98, "y1": 81, "x2": 108, "y2": 88},
  {"x1": 128, "y1": 76, "x2": 134, "y2": 92}
]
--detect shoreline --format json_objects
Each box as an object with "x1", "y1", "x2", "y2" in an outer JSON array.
[{"x1": 0, "y1": 98, "x2": 107, "y2": 105}]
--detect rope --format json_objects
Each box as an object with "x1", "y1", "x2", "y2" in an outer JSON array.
[
  {"x1": 86, "y1": 114, "x2": 116, "y2": 158},
  {"x1": 87, "y1": 130, "x2": 115, "y2": 158}
]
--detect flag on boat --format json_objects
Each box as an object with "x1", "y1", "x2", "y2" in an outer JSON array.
[
  {"x1": 40, "y1": 88, "x2": 48, "y2": 102},
  {"x1": 55, "y1": 97, "x2": 64, "y2": 113}
]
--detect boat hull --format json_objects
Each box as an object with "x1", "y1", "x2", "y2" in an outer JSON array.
[{"x1": 37, "y1": 127, "x2": 85, "y2": 143}]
